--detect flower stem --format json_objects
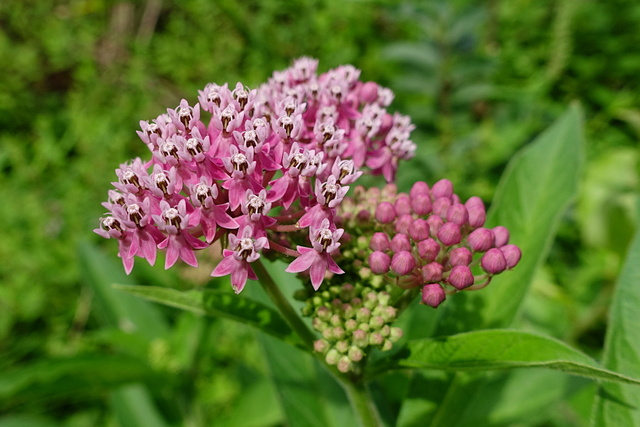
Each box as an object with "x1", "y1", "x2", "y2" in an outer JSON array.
[
  {"x1": 341, "y1": 379, "x2": 383, "y2": 427},
  {"x1": 253, "y1": 259, "x2": 316, "y2": 349}
]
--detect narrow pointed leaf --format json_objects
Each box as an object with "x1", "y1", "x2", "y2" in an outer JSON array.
[
  {"x1": 113, "y1": 285, "x2": 300, "y2": 347},
  {"x1": 396, "y1": 330, "x2": 640, "y2": 385},
  {"x1": 591, "y1": 216, "x2": 640, "y2": 425}
]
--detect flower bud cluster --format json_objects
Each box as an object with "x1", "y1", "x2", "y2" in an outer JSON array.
[
  {"x1": 337, "y1": 180, "x2": 522, "y2": 308},
  {"x1": 95, "y1": 58, "x2": 417, "y2": 293},
  {"x1": 299, "y1": 282, "x2": 403, "y2": 373}
]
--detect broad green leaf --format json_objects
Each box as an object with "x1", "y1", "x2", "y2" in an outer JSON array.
[
  {"x1": 397, "y1": 330, "x2": 640, "y2": 385},
  {"x1": 591, "y1": 215, "x2": 640, "y2": 425},
  {"x1": 398, "y1": 105, "x2": 585, "y2": 425},
  {"x1": 114, "y1": 285, "x2": 300, "y2": 347},
  {"x1": 0, "y1": 354, "x2": 162, "y2": 404},
  {"x1": 110, "y1": 384, "x2": 168, "y2": 427},
  {"x1": 77, "y1": 242, "x2": 168, "y2": 339}
]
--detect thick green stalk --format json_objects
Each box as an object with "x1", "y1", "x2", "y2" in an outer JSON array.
[
  {"x1": 342, "y1": 379, "x2": 384, "y2": 427},
  {"x1": 253, "y1": 259, "x2": 316, "y2": 349}
]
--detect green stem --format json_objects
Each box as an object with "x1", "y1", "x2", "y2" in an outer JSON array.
[
  {"x1": 253, "y1": 259, "x2": 316, "y2": 349},
  {"x1": 342, "y1": 379, "x2": 384, "y2": 427}
]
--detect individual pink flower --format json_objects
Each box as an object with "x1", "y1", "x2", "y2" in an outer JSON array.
[
  {"x1": 211, "y1": 226, "x2": 268, "y2": 293},
  {"x1": 286, "y1": 219, "x2": 344, "y2": 290}
]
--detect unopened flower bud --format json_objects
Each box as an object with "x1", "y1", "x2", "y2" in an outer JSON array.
[
  {"x1": 337, "y1": 356, "x2": 352, "y2": 373},
  {"x1": 344, "y1": 319, "x2": 358, "y2": 331},
  {"x1": 375, "y1": 202, "x2": 396, "y2": 224},
  {"x1": 359, "y1": 81, "x2": 379, "y2": 103},
  {"x1": 377, "y1": 291, "x2": 390, "y2": 306},
  {"x1": 330, "y1": 314, "x2": 342, "y2": 327},
  {"x1": 409, "y1": 219, "x2": 430, "y2": 242},
  {"x1": 390, "y1": 233, "x2": 412, "y2": 252},
  {"x1": 335, "y1": 340, "x2": 349, "y2": 353},
  {"x1": 448, "y1": 247, "x2": 472, "y2": 266},
  {"x1": 492, "y1": 226, "x2": 510, "y2": 247},
  {"x1": 393, "y1": 214, "x2": 411, "y2": 235},
  {"x1": 427, "y1": 215, "x2": 444, "y2": 236},
  {"x1": 465, "y1": 196, "x2": 484, "y2": 209},
  {"x1": 407, "y1": 181, "x2": 428, "y2": 198},
  {"x1": 417, "y1": 238, "x2": 441, "y2": 262},
  {"x1": 391, "y1": 251, "x2": 416, "y2": 276},
  {"x1": 437, "y1": 222, "x2": 462, "y2": 246},
  {"x1": 500, "y1": 244, "x2": 522, "y2": 268},
  {"x1": 422, "y1": 262, "x2": 443, "y2": 282},
  {"x1": 342, "y1": 303, "x2": 355, "y2": 319},
  {"x1": 381, "y1": 306, "x2": 397, "y2": 322},
  {"x1": 433, "y1": 197, "x2": 452, "y2": 218},
  {"x1": 411, "y1": 193, "x2": 432, "y2": 215},
  {"x1": 467, "y1": 205, "x2": 486, "y2": 228},
  {"x1": 314, "y1": 339, "x2": 330, "y2": 354},
  {"x1": 312, "y1": 317, "x2": 327, "y2": 332},
  {"x1": 333, "y1": 327, "x2": 346, "y2": 340},
  {"x1": 432, "y1": 179, "x2": 453, "y2": 199},
  {"x1": 467, "y1": 227, "x2": 495, "y2": 252},
  {"x1": 369, "y1": 232, "x2": 390, "y2": 251},
  {"x1": 389, "y1": 327, "x2": 403, "y2": 342},
  {"x1": 481, "y1": 248, "x2": 507, "y2": 274},
  {"x1": 447, "y1": 204, "x2": 469, "y2": 226},
  {"x1": 395, "y1": 195, "x2": 412, "y2": 216},
  {"x1": 353, "y1": 329, "x2": 368, "y2": 347},
  {"x1": 325, "y1": 348, "x2": 340, "y2": 365},
  {"x1": 447, "y1": 265, "x2": 475, "y2": 290},
  {"x1": 348, "y1": 346, "x2": 364, "y2": 362},
  {"x1": 369, "y1": 332, "x2": 384, "y2": 346},
  {"x1": 356, "y1": 307, "x2": 371, "y2": 323},
  {"x1": 369, "y1": 315, "x2": 384, "y2": 329},
  {"x1": 422, "y1": 283, "x2": 446, "y2": 308},
  {"x1": 369, "y1": 251, "x2": 391, "y2": 274}
]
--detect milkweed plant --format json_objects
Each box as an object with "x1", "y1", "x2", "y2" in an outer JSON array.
[{"x1": 94, "y1": 58, "x2": 640, "y2": 426}]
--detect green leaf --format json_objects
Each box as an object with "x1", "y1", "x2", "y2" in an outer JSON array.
[
  {"x1": 113, "y1": 285, "x2": 301, "y2": 347},
  {"x1": 110, "y1": 384, "x2": 169, "y2": 427},
  {"x1": 0, "y1": 354, "x2": 162, "y2": 405},
  {"x1": 591, "y1": 214, "x2": 640, "y2": 425},
  {"x1": 77, "y1": 242, "x2": 168, "y2": 339},
  {"x1": 397, "y1": 330, "x2": 640, "y2": 385}
]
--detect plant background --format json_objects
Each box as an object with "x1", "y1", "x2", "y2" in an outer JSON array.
[{"x1": 0, "y1": 0, "x2": 638, "y2": 425}]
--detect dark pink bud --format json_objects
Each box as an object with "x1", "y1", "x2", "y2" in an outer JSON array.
[
  {"x1": 467, "y1": 205, "x2": 486, "y2": 228},
  {"x1": 437, "y1": 222, "x2": 462, "y2": 246},
  {"x1": 375, "y1": 202, "x2": 396, "y2": 224},
  {"x1": 467, "y1": 227, "x2": 495, "y2": 252},
  {"x1": 359, "y1": 81, "x2": 379, "y2": 103},
  {"x1": 446, "y1": 204, "x2": 469, "y2": 226},
  {"x1": 451, "y1": 194, "x2": 461, "y2": 204},
  {"x1": 492, "y1": 226, "x2": 510, "y2": 247},
  {"x1": 481, "y1": 248, "x2": 507, "y2": 274},
  {"x1": 356, "y1": 209, "x2": 371, "y2": 224},
  {"x1": 411, "y1": 193, "x2": 432, "y2": 215},
  {"x1": 447, "y1": 265, "x2": 474, "y2": 290},
  {"x1": 394, "y1": 195, "x2": 412, "y2": 216},
  {"x1": 432, "y1": 179, "x2": 453, "y2": 199},
  {"x1": 500, "y1": 244, "x2": 522, "y2": 269},
  {"x1": 433, "y1": 197, "x2": 452, "y2": 218},
  {"x1": 465, "y1": 196, "x2": 484, "y2": 209},
  {"x1": 422, "y1": 283, "x2": 446, "y2": 308},
  {"x1": 391, "y1": 251, "x2": 416, "y2": 276},
  {"x1": 390, "y1": 234, "x2": 412, "y2": 253},
  {"x1": 418, "y1": 238, "x2": 441, "y2": 262},
  {"x1": 369, "y1": 232, "x2": 390, "y2": 252},
  {"x1": 395, "y1": 214, "x2": 413, "y2": 235},
  {"x1": 369, "y1": 251, "x2": 391, "y2": 274},
  {"x1": 409, "y1": 219, "x2": 430, "y2": 242},
  {"x1": 410, "y1": 181, "x2": 430, "y2": 198},
  {"x1": 427, "y1": 215, "x2": 444, "y2": 236},
  {"x1": 448, "y1": 247, "x2": 472, "y2": 266},
  {"x1": 421, "y1": 262, "x2": 443, "y2": 282}
]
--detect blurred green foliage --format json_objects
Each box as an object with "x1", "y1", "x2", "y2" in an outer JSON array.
[{"x1": 0, "y1": 0, "x2": 638, "y2": 425}]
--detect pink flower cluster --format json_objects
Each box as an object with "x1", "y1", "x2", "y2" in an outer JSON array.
[
  {"x1": 95, "y1": 58, "x2": 416, "y2": 293},
  {"x1": 341, "y1": 180, "x2": 521, "y2": 308}
]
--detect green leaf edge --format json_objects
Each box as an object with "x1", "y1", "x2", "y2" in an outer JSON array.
[
  {"x1": 113, "y1": 284, "x2": 302, "y2": 347},
  {"x1": 396, "y1": 329, "x2": 640, "y2": 386}
]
